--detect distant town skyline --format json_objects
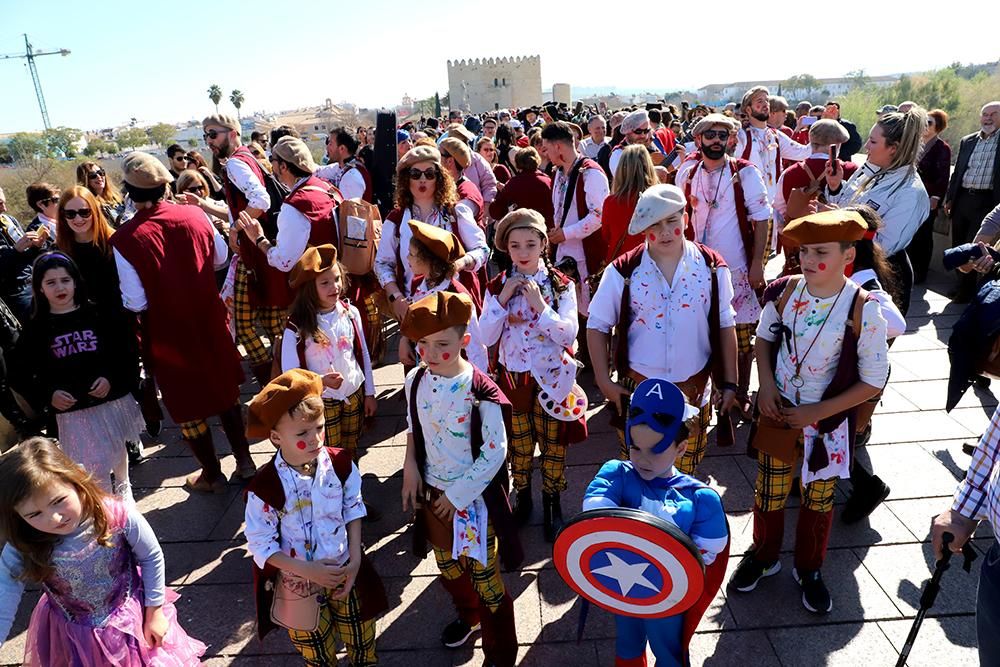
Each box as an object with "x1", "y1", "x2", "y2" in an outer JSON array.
[{"x1": 1, "y1": 0, "x2": 994, "y2": 133}]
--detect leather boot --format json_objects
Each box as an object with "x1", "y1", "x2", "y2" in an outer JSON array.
[
  {"x1": 542, "y1": 492, "x2": 564, "y2": 543},
  {"x1": 219, "y1": 405, "x2": 256, "y2": 480},
  {"x1": 138, "y1": 377, "x2": 163, "y2": 437},
  {"x1": 752, "y1": 505, "x2": 785, "y2": 564},
  {"x1": 250, "y1": 361, "x2": 273, "y2": 389},
  {"x1": 478, "y1": 592, "x2": 517, "y2": 667},
  {"x1": 183, "y1": 432, "x2": 225, "y2": 493},
  {"x1": 794, "y1": 507, "x2": 834, "y2": 572},
  {"x1": 511, "y1": 484, "x2": 533, "y2": 526}
]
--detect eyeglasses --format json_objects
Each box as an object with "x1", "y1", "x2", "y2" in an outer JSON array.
[
  {"x1": 185, "y1": 185, "x2": 207, "y2": 195},
  {"x1": 701, "y1": 130, "x2": 730, "y2": 141},
  {"x1": 63, "y1": 208, "x2": 93, "y2": 220},
  {"x1": 40, "y1": 196, "x2": 60, "y2": 206},
  {"x1": 408, "y1": 167, "x2": 438, "y2": 181},
  {"x1": 88, "y1": 169, "x2": 105, "y2": 180},
  {"x1": 631, "y1": 127, "x2": 651, "y2": 135},
  {"x1": 203, "y1": 129, "x2": 228, "y2": 141}
]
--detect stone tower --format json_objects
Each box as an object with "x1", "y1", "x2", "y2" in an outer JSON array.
[{"x1": 446, "y1": 56, "x2": 543, "y2": 113}]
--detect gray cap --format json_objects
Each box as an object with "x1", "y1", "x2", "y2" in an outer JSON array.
[{"x1": 628, "y1": 184, "x2": 686, "y2": 234}]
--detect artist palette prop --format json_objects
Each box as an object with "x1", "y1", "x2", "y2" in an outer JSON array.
[
  {"x1": 538, "y1": 383, "x2": 588, "y2": 422},
  {"x1": 553, "y1": 507, "x2": 705, "y2": 619}
]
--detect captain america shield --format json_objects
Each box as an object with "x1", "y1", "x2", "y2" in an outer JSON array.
[{"x1": 553, "y1": 507, "x2": 706, "y2": 618}]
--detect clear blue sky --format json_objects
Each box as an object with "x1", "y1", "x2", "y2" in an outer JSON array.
[{"x1": 1, "y1": 0, "x2": 995, "y2": 133}]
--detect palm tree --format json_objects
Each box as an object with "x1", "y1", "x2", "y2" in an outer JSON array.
[
  {"x1": 207, "y1": 85, "x2": 222, "y2": 113},
  {"x1": 230, "y1": 89, "x2": 245, "y2": 123}
]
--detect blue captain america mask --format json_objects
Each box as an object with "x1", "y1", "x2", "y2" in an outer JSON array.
[{"x1": 625, "y1": 379, "x2": 701, "y2": 454}]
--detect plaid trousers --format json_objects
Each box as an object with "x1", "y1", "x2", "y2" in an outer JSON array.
[
  {"x1": 287, "y1": 587, "x2": 377, "y2": 667},
  {"x1": 735, "y1": 322, "x2": 756, "y2": 356},
  {"x1": 507, "y1": 371, "x2": 568, "y2": 494},
  {"x1": 361, "y1": 291, "x2": 385, "y2": 366},
  {"x1": 233, "y1": 261, "x2": 286, "y2": 365},
  {"x1": 615, "y1": 374, "x2": 712, "y2": 475},
  {"x1": 432, "y1": 524, "x2": 506, "y2": 613},
  {"x1": 323, "y1": 387, "x2": 365, "y2": 460},
  {"x1": 179, "y1": 419, "x2": 210, "y2": 440},
  {"x1": 754, "y1": 443, "x2": 838, "y2": 513}
]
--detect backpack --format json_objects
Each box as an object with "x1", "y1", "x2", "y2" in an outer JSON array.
[
  {"x1": 784, "y1": 163, "x2": 825, "y2": 221},
  {"x1": 338, "y1": 199, "x2": 382, "y2": 276}
]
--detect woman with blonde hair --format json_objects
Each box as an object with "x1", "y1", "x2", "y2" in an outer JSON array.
[
  {"x1": 601, "y1": 144, "x2": 657, "y2": 262},
  {"x1": 175, "y1": 169, "x2": 229, "y2": 228},
  {"x1": 76, "y1": 161, "x2": 125, "y2": 227},
  {"x1": 826, "y1": 106, "x2": 930, "y2": 313},
  {"x1": 477, "y1": 136, "x2": 511, "y2": 184}
]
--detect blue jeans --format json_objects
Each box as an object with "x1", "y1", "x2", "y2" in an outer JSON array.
[
  {"x1": 979, "y1": 541, "x2": 1000, "y2": 665},
  {"x1": 615, "y1": 614, "x2": 683, "y2": 666}
]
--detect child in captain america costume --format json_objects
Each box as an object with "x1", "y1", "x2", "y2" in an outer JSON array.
[{"x1": 583, "y1": 379, "x2": 729, "y2": 667}]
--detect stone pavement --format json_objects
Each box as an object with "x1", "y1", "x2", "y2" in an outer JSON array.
[{"x1": 0, "y1": 267, "x2": 991, "y2": 666}]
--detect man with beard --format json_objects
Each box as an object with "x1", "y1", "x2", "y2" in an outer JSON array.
[
  {"x1": 317, "y1": 127, "x2": 373, "y2": 201},
  {"x1": 204, "y1": 114, "x2": 286, "y2": 388},
  {"x1": 608, "y1": 110, "x2": 663, "y2": 182},
  {"x1": 676, "y1": 113, "x2": 771, "y2": 425},
  {"x1": 736, "y1": 87, "x2": 811, "y2": 257}
]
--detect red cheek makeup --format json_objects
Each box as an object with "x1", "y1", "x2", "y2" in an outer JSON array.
[
  {"x1": 818, "y1": 263, "x2": 827, "y2": 271},
  {"x1": 442, "y1": 352, "x2": 451, "y2": 360},
  {"x1": 296, "y1": 440, "x2": 307, "y2": 450},
  {"x1": 673, "y1": 228, "x2": 681, "y2": 236}
]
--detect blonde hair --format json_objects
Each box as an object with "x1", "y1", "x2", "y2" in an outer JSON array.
[
  {"x1": 56, "y1": 186, "x2": 115, "y2": 257},
  {"x1": 612, "y1": 145, "x2": 657, "y2": 199},
  {"x1": 75, "y1": 161, "x2": 122, "y2": 207},
  {"x1": 175, "y1": 169, "x2": 211, "y2": 196},
  {"x1": 288, "y1": 396, "x2": 324, "y2": 423},
  {"x1": 876, "y1": 107, "x2": 928, "y2": 172}
]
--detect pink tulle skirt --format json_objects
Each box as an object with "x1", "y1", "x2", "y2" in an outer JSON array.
[{"x1": 23, "y1": 587, "x2": 206, "y2": 666}]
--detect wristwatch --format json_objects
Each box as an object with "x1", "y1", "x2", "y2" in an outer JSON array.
[{"x1": 388, "y1": 292, "x2": 402, "y2": 303}]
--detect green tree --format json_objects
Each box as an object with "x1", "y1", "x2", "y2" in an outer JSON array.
[
  {"x1": 7, "y1": 132, "x2": 47, "y2": 162},
  {"x1": 42, "y1": 127, "x2": 82, "y2": 158},
  {"x1": 116, "y1": 127, "x2": 148, "y2": 149},
  {"x1": 230, "y1": 89, "x2": 244, "y2": 122},
  {"x1": 208, "y1": 84, "x2": 222, "y2": 113},
  {"x1": 846, "y1": 69, "x2": 870, "y2": 89},
  {"x1": 148, "y1": 123, "x2": 176, "y2": 147},
  {"x1": 187, "y1": 138, "x2": 198, "y2": 148}
]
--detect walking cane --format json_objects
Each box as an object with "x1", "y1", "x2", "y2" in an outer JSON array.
[{"x1": 894, "y1": 532, "x2": 977, "y2": 667}]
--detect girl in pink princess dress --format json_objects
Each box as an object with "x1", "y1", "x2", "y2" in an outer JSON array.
[{"x1": 0, "y1": 437, "x2": 205, "y2": 666}]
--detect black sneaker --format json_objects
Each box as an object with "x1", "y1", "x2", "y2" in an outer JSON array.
[
  {"x1": 126, "y1": 440, "x2": 144, "y2": 465},
  {"x1": 793, "y1": 567, "x2": 832, "y2": 613},
  {"x1": 729, "y1": 551, "x2": 781, "y2": 592},
  {"x1": 440, "y1": 618, "x2": 480, "y2": 648},
  {"x1": 842, "y1": 475, "x2": 890, "y2": 524},
  {"x1": 855, "y1": 422, "x2": 873, "y2": 447}
]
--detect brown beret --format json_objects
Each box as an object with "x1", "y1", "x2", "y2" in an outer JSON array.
[
  {"x1": 446, "y1": 124, "x2": 476, "y2": 143},
  {"x1": 781, "y1": 210, "x2": 868, "y2": 246},
  {"x1": 397, "y1": 145, "x2": 441, "y2": 174},
  {"x1": 439, "y1": 137, "x2": 471, "y2": 169},
  {"x1": 494, "y1": 208, "x2": 547, "y2": 253},
  {"x1": 401, "y1": 291, "x2": 473, "y2": 341},
  {"x1": 289, "y1": 244, "x2": 338, "y2": 289},
  {"x1": 246, "y1": 368, "x2": 324, "y2": 439},
  {"x1": 272, "y1": 136, "x2": 317, "y2": 174},
  {"x1": 408, "y1": 220, "x2": 465, "y2": 264},
  {"x1": 121, "y1": 152, "x2": 174, "y2": 188},
  {"x1": 202, "y1": 114, "x2": 241, "y2": 132}
]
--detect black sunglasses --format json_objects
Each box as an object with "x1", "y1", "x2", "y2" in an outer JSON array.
[
  {"x1": 185, "y1": 185, "x2": 207, "y2": 195},
  {"x1": 39, "y1": 196, "x2": 60, "y2": 206},
  {"x1": 88, "y1": 169, "x2": 105, "y2": 180},
  {"x1": 632, "y1": 127, "x2": 651, "y2": 135},
  {"x1": 63, "y1": 208, "x2": 93, "y2": 220},
  {"x1": 203, "y1": 129, "x2": 228, "y2": 140},
  {"x1": 702, "y1": 130, "x2": 730, "y2": 141},
  {"x1": 408, "y1": 167, "x2": 438, "y2": 181}
]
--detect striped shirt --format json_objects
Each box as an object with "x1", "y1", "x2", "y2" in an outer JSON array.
[
  {"x1": 952, "y1": 404, "x2": 1000, "y2": 539},
  {"x1": 961, "y1": 131, "x2": 999, "y2": 190}
]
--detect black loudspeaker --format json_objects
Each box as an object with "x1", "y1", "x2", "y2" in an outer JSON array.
[{"x1": 371, "y1": 109, "x2": 398, "y2": 217}]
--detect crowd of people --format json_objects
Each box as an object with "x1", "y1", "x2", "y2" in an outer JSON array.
[{"x1": 0, "y1": 86, "x2": 999, "y2": 666}]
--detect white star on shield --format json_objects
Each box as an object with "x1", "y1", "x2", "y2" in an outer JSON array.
[{"x1": 591, "y1": 551, "x2": 660, "y2": 597}]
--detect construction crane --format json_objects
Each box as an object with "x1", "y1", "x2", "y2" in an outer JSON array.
[{"x1": 0, "y1": 34, "x2": 70, "y2": 130}]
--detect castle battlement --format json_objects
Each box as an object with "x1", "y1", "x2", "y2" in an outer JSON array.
[{"x1": 446, "y1": 55, "x2": 542, "y2": 113}]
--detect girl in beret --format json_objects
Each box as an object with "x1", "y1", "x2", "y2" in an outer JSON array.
[{"x1": 282, "y1": 245, "x2": 376, "y2": 462}]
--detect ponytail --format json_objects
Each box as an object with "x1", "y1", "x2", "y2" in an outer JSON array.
[
  {"x1": 844, "y1": 205, "x2": 902, "y2": 304},
  {"x1": 877, "y1": 107, "x2": 928, "y2": 172}
]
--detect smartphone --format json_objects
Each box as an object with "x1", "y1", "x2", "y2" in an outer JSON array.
[
  {"x1": 801, "y1": 116, "x2": 817, "y2": 126},
  {"x1": 828, "y1": 145, "x2": 837, "y2": 173}
]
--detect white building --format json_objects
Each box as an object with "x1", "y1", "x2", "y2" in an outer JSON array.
[
  {"x1": 697, "y1": 75, "x2": 900, "y2": 105},
  {"x1": 447, "y1": 56, "x2": 543, "y2": 113}
]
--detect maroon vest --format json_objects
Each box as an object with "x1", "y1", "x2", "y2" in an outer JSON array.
[
  {"x1": 224, "y1": 146, "x2": 293, "y2": 308},
  {"x1": 244, "y1": 447, "x2": 387, "y2": 641},
  {"x1": 109, "y1": 202, "x2": 243, "y2": 422},
  {"x1": 456, "y1": 177, "x2": 485, "y2": 228},
  {"x1": 682, "y1": 157, "x2": 757, "y2": 268},
  {"x1": 284, "y1": 175, "x2": 340, "y2": 248}
]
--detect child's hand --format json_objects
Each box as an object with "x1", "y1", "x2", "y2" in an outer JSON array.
[
  {"x1": 301, "y1": 560, "x2": 345, "y2": 588},
  {"x1": 521, "y1": 279, "x2": 546, "y2": 313},
  {"x1": 328, "y1": 559, "x2": 361, "y2": 600},
  {"x1": 88, "y1": 377, "x2": 111, "y2": 399},
  {"x1": 51, "y1": 390, "x2": 77, "y2": 411},
  {"x1": 781, "y1": 403, "x2": 825, "y2": 430},
  {"x1": 497, "y1": 275, "x2": 522, "y2": 307},
  {"x1": 432, "y1": 493, "x2": 457, "y2": 523},
  {"x1": 143, "y1": 606, "x2": 168, "y2": 648},
  {"x1": 401, "y1": 460, "x2": 423, "y2": 512},
  {"x1": 322, "y1": 372, "x2": 344, "y2": 390},
  {"x1": 756, "y1": 380, "x2": 784, "y2": 421},
  {"x1": 398, "y1": 337, "x2": 416, "y2": 366},
  {"x1": 364, "y1": 395, "x2": 377, "y2": 418}
]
